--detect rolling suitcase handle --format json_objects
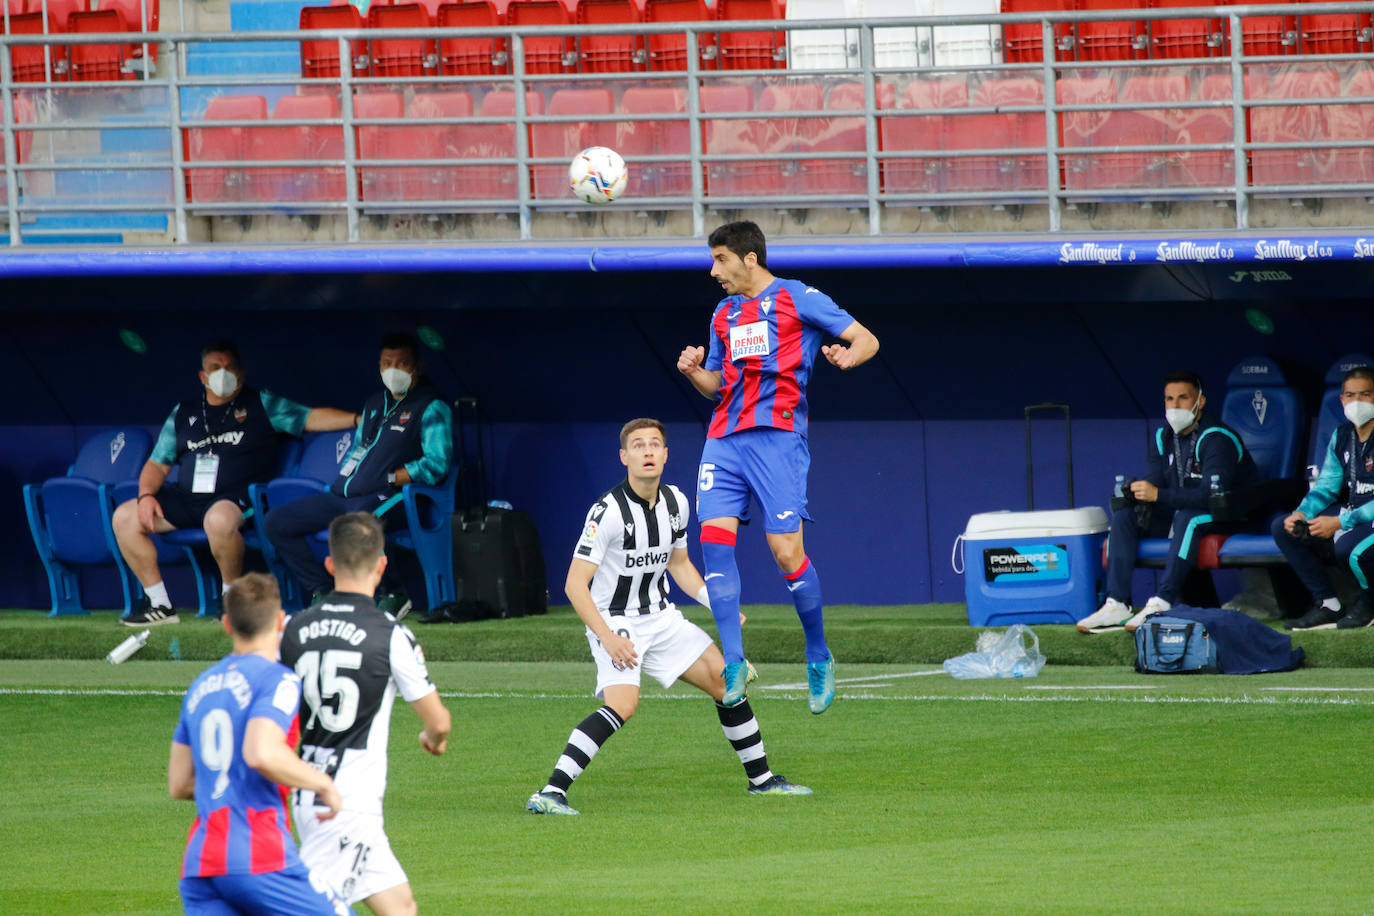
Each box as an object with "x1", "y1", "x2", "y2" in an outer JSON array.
[{"x1": 1023, "y1": 402, "x2": 1073, "y2": 511}]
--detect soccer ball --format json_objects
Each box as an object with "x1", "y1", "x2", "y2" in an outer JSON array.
[{"x1": 568, "y1": 146, "x2": 628, "y2": 205}]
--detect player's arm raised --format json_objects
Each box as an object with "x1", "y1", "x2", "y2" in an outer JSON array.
[
  {"x1": 677, "y1": 345, "x2": 723, "y2": 400},
  {"x1": 821, "y1": 320, "x2": 880, "y2": 370},
  {"x1": 566, "y1": 557, "x2": 638, "y2": 669},
  {"x1": 168, "y1": 741, "x2": 196, "y2": 800},
  {"x1": 242, "y1": 717, "x2": 344, "y2": 820}
]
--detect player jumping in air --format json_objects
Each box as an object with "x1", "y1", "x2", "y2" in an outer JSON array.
[{"x1": 677, "y1": 221, "x2": 880, "y2": 715}]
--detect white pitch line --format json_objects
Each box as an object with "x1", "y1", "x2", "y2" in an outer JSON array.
[
  {"x1": 1260, "y1": 686, "x2": 1374, "y2": 692},
  {"x1": 760, "y1": 669, "x2": 946, "y2": 690},
  {"x1": 1023, "y1": 685, "x2": 1162, "y2": 691}
]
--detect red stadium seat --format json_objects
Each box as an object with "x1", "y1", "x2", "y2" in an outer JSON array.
[
  {"x1": 98, "y1": 0, "x2": 157, "y2": 67},
  {"x1": 1180, "y1": 72, "x2": 1244, "y2": 188},
  {"x1": 1301, "y1": 8, "x2": 1372, "y2": 55},
  {"x1": 703, "y1": 81, "x2": 822, "y2": 199},
  {"x1": 617, "y1": 86, "x2": 690, "y2": 197},
  {"x1": 945, "y1": 77, "x2": 1046, "y2": 193},
  {"x1": 999, "y1": 0, "x2": 1073, "y2": 63},
  {"x1": 879, "y1": 77, "x2": 968, "y2": 195},
  {"x1": 1148, "y1": 0, "x2": 1225, "y2": 59},
  {"x1": 67, "y1": 8, "x2": 132, "y2": 81},
  {"x1": 1073, "y1": 0, "x2": 1146, "y2": 62},
  {"x1": 186, "y1": 94, "x2": 268, "y2": 204},
  {"x1": 1250, "y1": 67, "x2": 1342, "y2": 190},
  {"x1": 1056, "y1": 75, "x2": 1118, "y2": 189},
  {"x1": 507, "y1": 0, "x2": 574, "y2": 74},
  {"x1": 0, "y1": 92, "x2": 36, "y2": 208},
  {"x1": 247, "y1": 94, "x2": 345, "y2": 204},
  {"x1": 531, "y1": 87, "x2": 617, "y2": 199},
  {"x1": 644, "y1": 0, "x2": 716, "y2": 71},
  {"x1": 576, "y1": 0, "x2": 644, "y2": 73},
  {"x1": 6, "y1": 11, "x2": 68, "y2": 83},
  {"x1": 448, "y1": 88, "x2": 544, "y2": 200},
  {"x1": 406, "y1": 90, "x2": 475, "y2": 201},
  {"x1": 354, "y1": 91, "x2": 409, "y2": 202},
  {"x1": 1325, "y1": 69, "x2": 1374, "y2": 187},
  {"x1": 1236, "y1": 0, "x2": 1299, "y2": 57},
  {"x1": 367, "y1": 2, "x2": 436, "y2": 78},
  {"x1": 801, "y1": 80, "x2": 895, "y2": 197},
  {"x1": 716, "y1": 0, "x2": 785, "y2": 71},
  {"x1": 299, "y1": 4, "x2": 367, "y2": 79},
  {"x1": 437, "y1": 1, "x2": 508, "y2": 76},
  {"x1": 699, "y1": 82, "x2": 752, "y2": 197}
]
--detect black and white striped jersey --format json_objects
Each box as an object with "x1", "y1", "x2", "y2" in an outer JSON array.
[{"x1": 573, "y1": 479, "x2": 689, "y2": 617}]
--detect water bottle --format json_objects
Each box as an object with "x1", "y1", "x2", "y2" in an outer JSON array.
[
  {"x1": 1208, "y1": 473, "x2": 1228, "y2": 518},
  {"x1": 1114, "y1": 474, "x2": 1126, "y2": 498},
  {"x1": 106, "y1": 629, "x2": 149, "y2": 665},
  {"x1": 1111, "y1": 474, "x2": 1131, "y2": 511}
]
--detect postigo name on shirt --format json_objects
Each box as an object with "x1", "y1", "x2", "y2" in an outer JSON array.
[
  {"x1": 295, "y1": 618, "x2": 369, "y2": 647},
  {"x1": 625, "y1": 550, "x2": 671, "y2": 569},
  {"x1": 185, "y1": 430, "x2": 247, "y2": 451}
]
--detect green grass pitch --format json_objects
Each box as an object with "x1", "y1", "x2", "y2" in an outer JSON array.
[{"x1": 3, "y1": 655, "x2": 1374, "y2": 914}]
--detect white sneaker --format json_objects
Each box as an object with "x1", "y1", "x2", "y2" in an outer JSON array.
[
  {"x1": 1076, "y1": 598, "x2": 1133, "y2": 634},
  {"x1": 1124, "y1": 596, "x2": 1171, "y2": 633}
]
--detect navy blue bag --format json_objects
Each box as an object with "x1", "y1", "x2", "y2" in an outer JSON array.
[
  {"x1": 1134, "y1": 615, "x2": 1218, "y2": 674},
  {"x1": 1135, "y1": 606, "x2": 1305, "y2": 675}
]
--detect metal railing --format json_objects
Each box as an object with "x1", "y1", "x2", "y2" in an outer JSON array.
[{"x1": 1, "y1": 3, "x2": 1372, "y2": 246}]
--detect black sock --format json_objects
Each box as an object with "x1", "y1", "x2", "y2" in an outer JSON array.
[
  {"x1": 716, "y1": 699, "x2": 773, "y2": 786},
  {"x1": 543, "y1": 705, "x2": 624, "y2": 796}
]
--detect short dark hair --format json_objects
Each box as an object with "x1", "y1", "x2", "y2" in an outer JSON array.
[
  {"x1": 222, "y1": 573, "x2": 280, "y2": 638},
  {"x1": 1345, "y1": 366, "x2": 1374, "y2": 386},
  {"x1": 328, "y1": 512, "x2": 385, "y2": 578},
  {"x1": 620, "y1": 417, "x2": 666, "y2": 450},
  {"x1": 380, "y1": 331, "x2": 421, "y2": 366},
  {"x1": 1163, "y1": 369, "x2": 1203, "y2": 393},
  {"x1": 201, "y1": 340, "x2": 241, "y2": 368},
  {"x1": 708, "y1": 221, "x2": 768, "y2": 269}
]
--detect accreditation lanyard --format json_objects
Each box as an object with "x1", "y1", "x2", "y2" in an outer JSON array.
[
  {"x1": 340, "y1": 391, "x2": 406, "y2": 478},
  {"x1": 192, "y1": 393, "x2": 232, "y2": 493},
  {"x1": 1345, "y1": 430, "x2": 1371, "y2": 510},
  {"x1": 1171, "y1": 430, "x2": 1198, "y2": 489}
]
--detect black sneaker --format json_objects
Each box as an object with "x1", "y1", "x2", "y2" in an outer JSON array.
[
  {"x1": 1285, "y1": 604, "x2": 1341, "y2": 631},
  {"x1": 122, "y1": 602, "x2": 181, "y2": 627},
  {"x1": 1336, "y1": 597, "x2": 1374, "y2": 629}
]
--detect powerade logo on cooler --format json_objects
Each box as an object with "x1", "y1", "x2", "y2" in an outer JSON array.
[{"x1": 983, "y1": 544, "x2": 1070, "y2": 583}]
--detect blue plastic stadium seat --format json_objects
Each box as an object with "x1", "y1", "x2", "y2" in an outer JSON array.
[
  {"x1": 23, "y1": 427, "x2": 151, "y2": 616},
  {"x1": 151, "y1": 436, "x2": 304, "y2": 617},
  {"x1": 251, "y1": 428, "x2": 356, "y2": 610}
]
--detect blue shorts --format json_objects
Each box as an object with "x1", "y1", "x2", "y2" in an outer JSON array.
[
  {"x1": 180, "y1": 863, "x2": 354, "y2": 916},
  {"x1": 697, "y1": 428, "x2": 812, "y2": 534}
]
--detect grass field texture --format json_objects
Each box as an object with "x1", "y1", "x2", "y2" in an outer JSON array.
[{"x1": 4, "y1": 651, "x2": 1374, "y2": 915}]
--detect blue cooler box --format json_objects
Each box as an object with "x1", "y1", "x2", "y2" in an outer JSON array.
[{"x1": 962, "y1": 507, "x2": 1108, "y2": 626}]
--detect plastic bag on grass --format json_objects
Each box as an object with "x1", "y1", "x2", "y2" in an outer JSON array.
[{"x1": 942, "y1": 625, "x2": 1046, "y2": 679}]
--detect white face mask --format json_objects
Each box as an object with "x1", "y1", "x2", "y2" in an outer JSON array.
[
  {"x1": 1344, "y1": 399, "x2": 1374, "y2": 428},
  {"x1": 1165, "y1": 397, "x2": 1201, "y2": 434},
  {"x1": 381, "y1": 367, "x2": 412, "y2": 398},
  {"x1": 206, "y1": 368, "x2": 239, "y2": 399}
]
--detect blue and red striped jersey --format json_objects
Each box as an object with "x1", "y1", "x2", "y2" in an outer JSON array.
[
  {"x1": 173, "y1": 653, "x2": 305, "y2": 879},
  {"x1": 703, "y1": 278, "x2": 854, "y2": 439}
]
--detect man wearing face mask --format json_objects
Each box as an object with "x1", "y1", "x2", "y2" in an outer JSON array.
[
  {"x1": 1273, "y1": 366, "x2": 1374, "y2": 630},
  {"x1": 263, "y1": 332, "x2": 452, "y2": 612},
  {"x1": 1077, "y1": 369, "x2": 1262, "y2": 635},
  {"x1": 114, "y1": 340, "x2": 359, "y2": 627}
]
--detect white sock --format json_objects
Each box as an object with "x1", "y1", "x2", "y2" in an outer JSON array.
[
  {"x1": 145, "y1": 582, "x2": 170, "y2": 609},
  {"x1": 1322, "y1": 597, "x2": 1341, "y2": 611}
]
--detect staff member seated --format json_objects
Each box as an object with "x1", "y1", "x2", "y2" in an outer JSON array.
[
  {"x1": 264, "y1": 333, "x2": 452, "y2": 611},
  {"x1": 113, "y1": 340, "x2": 358, "y2": 626},
  {"x1": 1077, "y1": 370, "x2": 1263, "y2": 635},
  {"x1": 1275, "y1": 366, "x2": 1374, "y2": 631}
]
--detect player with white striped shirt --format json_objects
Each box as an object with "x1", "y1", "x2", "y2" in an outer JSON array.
[{"x1": 526, "y1": 418, "x2": 810, "y2": 815}]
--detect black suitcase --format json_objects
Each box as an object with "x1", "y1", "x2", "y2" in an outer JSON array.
[{"x1": 450, "y1": 506, "x2": 548, "y2": 620}]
